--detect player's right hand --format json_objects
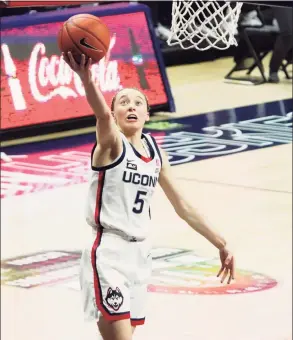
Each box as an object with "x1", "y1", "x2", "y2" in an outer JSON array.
[{"x1": 62, "y1": 51, "x2": 92, "y2": 84}]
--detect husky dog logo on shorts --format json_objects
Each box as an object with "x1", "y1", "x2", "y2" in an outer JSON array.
[{"x1": 105, "y1": 287, "x2": 124, "y2": 311}]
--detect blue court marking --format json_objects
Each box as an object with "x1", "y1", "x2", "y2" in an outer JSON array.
[{"x1": 3, "y1": 98, "x2": 292, "y2": 167}]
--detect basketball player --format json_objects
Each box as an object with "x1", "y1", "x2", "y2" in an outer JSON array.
[{"x1": 63, "y1": 51, "x2": 235, "y2": 340}]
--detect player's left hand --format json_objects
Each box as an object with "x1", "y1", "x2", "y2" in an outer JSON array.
[{"x1": 217, "y1": 247, "x2": 235, "y2": 284}]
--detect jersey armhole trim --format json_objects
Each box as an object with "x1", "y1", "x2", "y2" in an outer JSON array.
[
  {"x1": 91, "y1": 140, "x2": 126, "y2": 171},
  {"x1": 149, "y1": 135, "x2": 163, "y2": 167}
]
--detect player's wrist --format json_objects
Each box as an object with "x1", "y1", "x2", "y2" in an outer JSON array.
[
  {"x1": 215, "y1": 238, "x2": 227, "y2": 250},
  {"x1": 82, "y1": 77, "x2": 95, "y2": 88}
]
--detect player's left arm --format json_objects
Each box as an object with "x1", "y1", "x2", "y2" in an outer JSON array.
[{"x1": 158, "y1": 148, "x2": 235, "y2": 284}]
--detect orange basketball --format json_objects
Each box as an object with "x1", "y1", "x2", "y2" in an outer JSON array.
[{"x1": 57, "y1": 14, "x2": 110, "y2": 64}]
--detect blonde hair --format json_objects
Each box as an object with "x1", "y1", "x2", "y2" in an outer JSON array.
[{"x1": 110, "y1": 88, "x2": 150, "y2": 112}]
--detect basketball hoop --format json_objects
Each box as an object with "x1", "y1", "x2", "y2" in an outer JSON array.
[{"x1": 167, "y1": 1, "x2": 243, "y2": 51}]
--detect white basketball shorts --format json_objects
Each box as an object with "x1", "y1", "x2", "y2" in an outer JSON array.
[{"x1": 79, "y1": 229, "x2": 152, "y2": 326}]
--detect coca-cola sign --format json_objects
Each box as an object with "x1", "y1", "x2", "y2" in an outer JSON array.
[{"x1": 1, "y1": 11, "x2": 170, "y2": 130}]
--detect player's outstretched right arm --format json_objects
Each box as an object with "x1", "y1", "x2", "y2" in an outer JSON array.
[{"x1": 62, "y1": 52, "x2": 121, "y2": 151}]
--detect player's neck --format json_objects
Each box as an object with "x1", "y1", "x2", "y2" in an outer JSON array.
[{"x1": 124, "y1": 130, "x2": 143, "y2": 147}]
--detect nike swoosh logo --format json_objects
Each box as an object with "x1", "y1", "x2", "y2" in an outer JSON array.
[{"x1": 79, "y1": 38, "x2": 103, "y2": 52}]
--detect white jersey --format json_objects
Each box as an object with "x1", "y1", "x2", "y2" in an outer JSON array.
[{"x1": 85, "y1": 133, "x2": 162, "y2": 240}]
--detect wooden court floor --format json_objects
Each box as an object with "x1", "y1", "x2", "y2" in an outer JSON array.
[{"x1": 1, "y1": 59, "x2": 292, "y2": 340}]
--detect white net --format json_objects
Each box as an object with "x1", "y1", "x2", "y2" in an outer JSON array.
[{"x1": 167, "y1": 1, "x2": 243, "y2": 51}]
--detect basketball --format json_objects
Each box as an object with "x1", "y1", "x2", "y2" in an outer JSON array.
[{"x1": 58, "y1": 14, "x2": 110, "y2": 63}]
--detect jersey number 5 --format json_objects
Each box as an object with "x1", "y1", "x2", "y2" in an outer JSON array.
[{"x1": 132, "y1": 190, "x2": 147, "y2": 214}]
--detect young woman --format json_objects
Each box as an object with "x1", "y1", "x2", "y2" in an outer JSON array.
[{"x1": 63, "y1": 52, "x2": 235, "y2": 340}]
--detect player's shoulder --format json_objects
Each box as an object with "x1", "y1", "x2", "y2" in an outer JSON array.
[
  {"x1": 142, "y1": 132, "x2": 155, "y2": 141},
  {"x1": 142, "y1": 132, "x2": 160, "y2": 150}
]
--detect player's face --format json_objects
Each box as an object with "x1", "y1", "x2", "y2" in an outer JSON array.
[{"x1": 113, "y1": 89, "x2": 149, "y2": 133}]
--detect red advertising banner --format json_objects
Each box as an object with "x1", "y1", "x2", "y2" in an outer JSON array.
[
  {"x1": 4, "y1": 1, "x2": 95, "y2": 7},
  {"x1": 1, "y1": 7, "x2": 172, "y2": 130}
]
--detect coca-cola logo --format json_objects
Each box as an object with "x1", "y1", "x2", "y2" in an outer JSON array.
[{"x1": 1, "y1": 35, "x2": 121, "y2": 111}]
